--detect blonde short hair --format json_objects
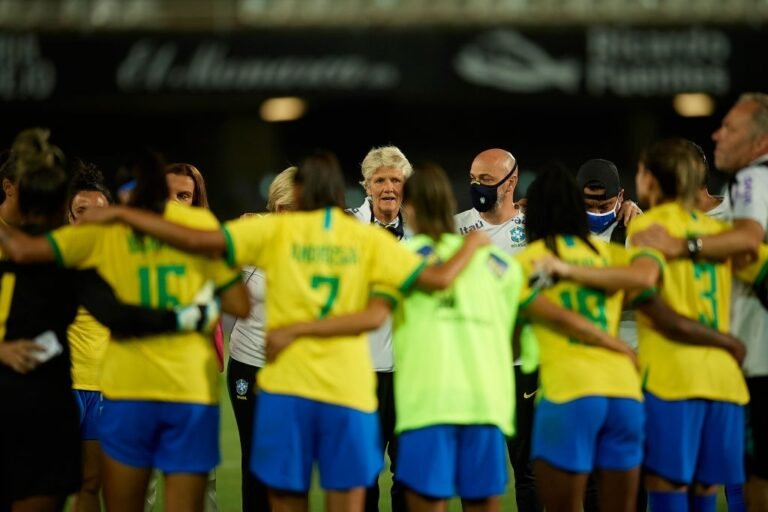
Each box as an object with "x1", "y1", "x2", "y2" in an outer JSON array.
[
  {"x1": 360, "y1": 146, "x2": 413, "y2": 189},
  {"x1": 267, "y1": 166, "x2": 297, "y2": 212}
]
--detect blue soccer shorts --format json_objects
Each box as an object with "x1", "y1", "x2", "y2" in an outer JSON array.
[
  {"x1": 644, "y1": 392, "x2": 745, "y2": 485},
  {"x1": 99, "y1": 398, "x2": 220, "y2": 474},
  {"x1": 397, "y1": 424, "x2": 508, "y2": 500},
  {"x1": 531, "y1": 396, "x2": 644, "y2": 473},
  {"x1": 250, "y1": 391, "x2": 381, "y2": 492}
]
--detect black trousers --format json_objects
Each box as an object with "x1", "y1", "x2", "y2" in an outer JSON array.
[
  {"x1": 507, "y1": 367, "x2": 542, "y2": 512},
  {"x1": 227, "y1": 358, "x2": 271, "y2": 512},
  {"x1": 366, "y1": 372, "x2": 407, "y2": 512}
]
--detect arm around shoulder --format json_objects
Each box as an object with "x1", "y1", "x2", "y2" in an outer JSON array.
[
  {"x1": 415, "y1": 231, "x2": 490, "y2": 291},
  {"x1": 0, "y1": 224, "x2": 55, "y2": 263}
]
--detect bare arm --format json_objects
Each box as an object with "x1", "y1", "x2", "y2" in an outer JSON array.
[
  {"x1": 265, "y1": 297, "x2": 392, "y2": 362},
  {"x1": 219, "y1": 280, "x2": 251, "y2": 319},
  {"x1": 631, "y1": 220, "x2": 762, "y2": 261},
  {"x1": 534, "y1": 254, "x2": 659, "y2": 294},
  {"x1": 80, "y1": 205, "x2": 227, "y2": 258},
  {"x1": 523, "y1": 294, "x2": 637, "y2": 365},
  {"x1": 415, "y1": 231, "x2": 490, "y2": 291},
  {"x1": 0, "y1": 224, "x2": 55, "y2": 263},
  {"x1": 635, "y1": 293, "x2": 746, "y2": 364}
]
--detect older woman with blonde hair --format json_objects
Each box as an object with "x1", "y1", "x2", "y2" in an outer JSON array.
[
  {"x1": 346, "y1": 145, "x2": 411, "y2": 512},
  {"x1": 227, "y1": 166, "x2": 297, "y2": 512}
]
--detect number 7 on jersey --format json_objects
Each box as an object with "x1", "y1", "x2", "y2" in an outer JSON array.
[{"x1": 311, "y1": 275, "x2": 339, "y2": 318}]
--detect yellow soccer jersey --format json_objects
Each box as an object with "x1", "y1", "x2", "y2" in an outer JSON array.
[
  {"x1": 515, "y1": 235, "x2": 642, "y2": 403},
  {"x1": 48, "y1": 202, "x2": 240, "y2": 404},
  {"x1": 222, "y1": 207, "x2": 426, "y2": 412},
  {"x1": 628, "y1": 202, "x2": 748, "y2": 404},
  {"x1": 68, "y1": 307, "x2": 110, "y2": 391},
  {"x1": 735, "y1": 243, "x2": 768, "y2": 286}
]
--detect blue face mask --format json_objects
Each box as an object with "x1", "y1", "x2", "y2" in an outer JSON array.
[{"x1": 586, "y1": 208, "x2": 617, "y2": 233}]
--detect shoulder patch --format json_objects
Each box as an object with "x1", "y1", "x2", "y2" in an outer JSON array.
[
  {"x1": 416, "y1": 245, "x2": 434, "y2": 258},
  {"x1": 487, "y1": 252, "x2": 509, "y2": 277}
]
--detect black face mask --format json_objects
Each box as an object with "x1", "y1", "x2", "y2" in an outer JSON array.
[{"x1": 469, "y1": 162, "x2": 518, "y2": 213}]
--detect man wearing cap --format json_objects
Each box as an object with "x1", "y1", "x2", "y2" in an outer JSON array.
[
  {"x1": 576, "y1": 158, "x2": 643, "y2": 512},
  {"x1": 455, "y1": 149, "x2": 641, "y2": 512},
  {"x1": 576, "y1": 158, "x2": 638, "y2": 246}
]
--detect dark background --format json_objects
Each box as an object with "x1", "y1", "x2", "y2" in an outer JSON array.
[{"x1": 1, "y1": 26, "x2": 763, "y2": 218}]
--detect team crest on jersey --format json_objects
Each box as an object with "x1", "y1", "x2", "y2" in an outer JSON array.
[
  {"x1": 510, "y1": 226, "x2": 526, "y2": 244},
  {"x1": 235, "y1": 379, "x2": 249, "y2": 398}
]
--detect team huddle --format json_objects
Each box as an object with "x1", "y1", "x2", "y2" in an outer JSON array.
[{"x1": 1, "y1": 93, "x2": 768, "y2": 512}]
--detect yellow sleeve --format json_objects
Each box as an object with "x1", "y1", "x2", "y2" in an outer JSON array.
[
  {"x1": 605, "y1": 241, "x2": 631, "y2": 266},
  {"x1": 628, "y1": 246, "x2": 666, "y2": 273},
  {"x1": 47, "y1": 224, "x2": 105, "y2": 268},
  {"x1": 164, "y1": 202, "x2": 220, "y2": 229},
  {"x1": 221, "y1": 215, "x2": 280, "y2": 268},
  {"x1": 624, "y1": 218, "x2": 667, "y2": 274},
  {"x1": 366, "y1": 226, "x2": 426, "y2": 293},
  {"x1": 370, "y1": 283, "x2": 402, "y2": 309},
  {"x1": 735, "y1": 243, "x2": 768, "y2": 285},
  {"x1": 208, "y1": 259, "x2": 242, "y2": 293},
  {"x1": 163, "y1": 203, "x2": 242, "y2": 290},
  {"x1": 513, "y1": 244, "x2": 541, "y2": 309}
]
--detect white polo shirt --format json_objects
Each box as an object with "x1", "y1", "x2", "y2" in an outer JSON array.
[
  {"x1": 722, "y1": 158, "x2": 768, "y2": 377},
  {"x1": 454, "y1": 207, "x2": 527, "y2": 256},
  {"x1": 346, "y1": 199, "x2": 407, "y2": 372}
]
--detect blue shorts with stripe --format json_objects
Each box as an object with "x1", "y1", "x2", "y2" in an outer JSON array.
[{"x1": 74, "y1": 389, "x2": 102, "y2": 441}]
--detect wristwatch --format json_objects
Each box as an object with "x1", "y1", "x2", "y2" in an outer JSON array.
[{"x1": 686, "y1": 237, "x2": 703, "y2": 259}]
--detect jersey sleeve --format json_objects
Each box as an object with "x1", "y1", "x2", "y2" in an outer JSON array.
[
  {"x1": 735, "y1": 243, "x2": 768, "y2": 286},
  {"x1": 365, "y1": 225, "x2": 426, "y2": 293},
  {"x1": 221, "y1": 215, "x2": 280, "y2": 268},
  {"x1": 731, "y1": 168, "x2": 768, "y2": 230},
  {"x1": 163, "y1": 203, "x2": 242, "y2": 290},
  {"x1": 370, "y1": 283, "x2": 402, "y2": 309},
  {"x1": 47, "y1": 224, "x2": 105, "y2": 268},
  {"x1": 208, "y1": 259, "x2": 242, "y2": 293},
  {"x1": 513, "y1": 244, "x2": 541, "y2": 309},
  {"x1": 625, "y1": 218, "x2": 667, "y2": 273},
  {"x1": 604, "y1": 241, "x2": 631, "y2": 267}
]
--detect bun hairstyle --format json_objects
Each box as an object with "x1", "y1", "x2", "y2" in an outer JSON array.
[
  {"x1": 11, "y1": 128, "x2": 64, "y2": 172},
  {"x1": 0, "y1": 128, "x2": 65, "y2": 203},
  {"x1": 10, "y1": 128, "x2": 70, "y2": 225}
]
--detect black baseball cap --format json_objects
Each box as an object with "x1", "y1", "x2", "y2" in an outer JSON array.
[{"x1": 576, "y1": 159, "x2": 621, "y2": 200}]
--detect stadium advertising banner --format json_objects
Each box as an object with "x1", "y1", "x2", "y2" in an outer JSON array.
[{"x1": 0, "y1": 26, "x2": 765, "y2": 105}]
